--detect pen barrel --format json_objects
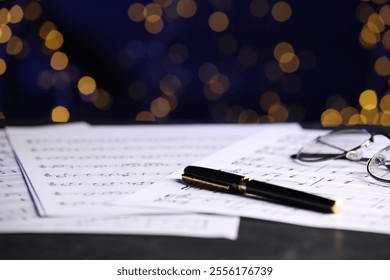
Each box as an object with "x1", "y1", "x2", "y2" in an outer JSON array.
[{"x1": 245, "y1": 180, "x2": 337, "y2": 213}]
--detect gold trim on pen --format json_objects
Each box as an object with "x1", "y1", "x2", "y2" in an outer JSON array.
[
  {"x1": 238, "y1": 177, "x2": 252, "y2": 193},
  {"x1": 182, "y1": 174, "x2": 230, "y2": 192}
]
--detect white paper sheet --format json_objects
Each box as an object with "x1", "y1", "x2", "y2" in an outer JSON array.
[
  {"x1": 6, "y1": 123, "x2": 263, "y2": 216},
  {"x1": 0, "y1": 129, "x2": 239, "y2": 239},
  {"x1": 117, "y1": 125, "x2": 390, "y2": 235}
]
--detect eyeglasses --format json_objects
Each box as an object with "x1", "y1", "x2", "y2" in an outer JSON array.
[{"x1": 294, "y1": 129, "x2": 390, "y2": 183}]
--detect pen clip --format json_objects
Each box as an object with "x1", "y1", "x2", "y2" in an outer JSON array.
[{"x1": 182, "y1": 174, "x2": 231, "y2": 192}]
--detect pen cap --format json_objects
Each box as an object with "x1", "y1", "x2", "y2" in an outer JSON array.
[{"x1": 183, "y1": 166, "x2": 243, "y2": 186}]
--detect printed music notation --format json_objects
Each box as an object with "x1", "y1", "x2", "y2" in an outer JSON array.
[
  {"x1": 38, "y1": 163, "x2": 177, "y2": 169},
  {"x1": 47, "y1": 181, "x2": 153, "y2": 187},
  {"x1": 117, "y1": 125, "x2": 390, "y2": 236},
  {"x1": 0, "y1": 127, "x2": 242, "y2": 239},
  {"x1": 6, "y1": 123, "x2": 262, "y2": 217},
  {"x1": 43, "y1": 172, "x2": 167, "y2": 178}
]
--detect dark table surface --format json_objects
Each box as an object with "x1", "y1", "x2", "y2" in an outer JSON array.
[
  {"x1": 1, "y1": 121, "x2": 390, "y2": 260},
  {"x1": 2, "y1": 217, "x2": 390, "y2": 260}
]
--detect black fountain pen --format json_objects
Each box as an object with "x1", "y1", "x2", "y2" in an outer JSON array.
[{"x1": 182, "y1": 166, "x2": 342, "y2": 214}]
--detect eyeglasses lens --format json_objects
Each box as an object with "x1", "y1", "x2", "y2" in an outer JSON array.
[
  {"x1": 368, "y1": 147, "x2": 390, "y2": 182},
  {"x1": 297, "y1": 130, "x2": 372, "y2": 162}
]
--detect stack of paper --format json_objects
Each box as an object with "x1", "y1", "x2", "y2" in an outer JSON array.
[
  {"x1": 117, "y1": 125, "x2": 390, "y2": 235},
  {"x1": 1, "y1": 122, "x2": 269, "y2": 239},
  {"x1": 3, "y1": 122, "x2": 390, "y2": 239}
]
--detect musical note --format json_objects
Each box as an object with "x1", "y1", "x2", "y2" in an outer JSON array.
[
  {"x1": 117, "y1": 125, "x2": 390, "y2": 236},
  {"x1": 6, "y1": 123, "x2": 262, "y2": 217},
  {"x1": 0, "y1": 126, "x2": 243, "y2": 239}
]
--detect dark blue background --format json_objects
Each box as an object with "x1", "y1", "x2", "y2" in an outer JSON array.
[{"x1": 0, "y1": 0, "x2": 387, "y2": 123}]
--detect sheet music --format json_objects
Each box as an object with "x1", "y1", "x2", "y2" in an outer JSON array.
[
  {"x1": 0, "y1": 130, "x2": 239, "y2": 240},
  {"x1": 6, "y1": 123, "x2": 264, "y2": 216},
  {"x1": 117, "y1": 125, "x2": 390, "y2": 235}
]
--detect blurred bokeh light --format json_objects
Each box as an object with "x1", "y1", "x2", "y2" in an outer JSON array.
[{"x1": 0, "y1": 0, "x2": 389, "y2": 126}]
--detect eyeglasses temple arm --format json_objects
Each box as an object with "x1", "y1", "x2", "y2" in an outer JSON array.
[{"x1": 290, "y1": 154, "x2": 370, "y2": 162}]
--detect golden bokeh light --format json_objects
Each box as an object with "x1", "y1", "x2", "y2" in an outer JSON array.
[
  {"x1": 0, "y1": 24, "x2": 12, "y2": 44},
  {"x1": 45, "y1": 30, "x2": 64, "y2": 50},
  {"x1": 356, "y1": 3, "x2": 375, "y2": 24},
  {"x1": 271, "y1": 1, "x2": 292, "y2": 23},
  {"x1": 374, "y1": 0, "x2": 389, "y2": 5},
  {"x1": 380, "y1": 112, "x2": 390, "y2": 126},
  {"x1": 6, "y1": 36, "x2": 23, "y2": 55},
  {"x1": 145, "y1": 18, "x2": 164, "y2": 34},
  {"x1": 326, "y1": 95, "x2": 347, "y2": 111},
  {"x1": 268, "y1": 104, "x2": 288, "y2": 122},
  {"x1": 359, "y1": 25, "x2": 380, "y2": 48},
  {"x1": 260, "y1": 91, "x2": 280, "y2": 111},
  {"x1": 0, "y1": 58, "x2": 6, "y2": 76},
  {"x1": 226, "y1": 106, "x2": 244, "y2": 123},
  {"x1": 150, "y1": 97, "x2": 171, "y2": 118},
  {"x1": 78, "y1": 76, "x2": 97, "y2": 95},
  {"x1": 50, "y1": 51, "x2": 69, "y2": 71},
  {"x1": 0, "y1": 8, "x2": 10, "y2": 25},
  {"x1": 382, "y1": 30, "x2": 390, "y2": 50},
  {"x1": 273, "y1": 42, "x2": 294, "y2": 61},
  {"x1": 208, "y1": 73, "x2": 230, "y2": 94},
  {"x1": 348, "y1": 114, "x2": 365, "y2": 125},
  {"x1": 143, "y1": 3, "x2": 162, "y2": 23},
  {"x1": 341, "y1": 107, "x2": 359, "y2": 125},
  {"x1": 39, "y1": 21, "x2": 56, "y2": 39},
  {"x1": 15, "y1": 40, "x2": 30, "y2": 58},
  {"x1": 165, "y1": 94, "x2": 178, "y2": 111},
  {"x1": 9, "y1": 5, "x2": 23, "y2": 24},
  {"x1": 154, "y1": 0, "x2": 173, "y2": 8},
  {"x1": 258, "y1": 115, "x2": 272, "y2": 123},
  {"x1": 51, "y1": 106, "x2": 70, "y2": 123},
  {"x1": 24, "y1": 1, "x2": 42, "y2": 21},
  {"x1": 176, "y1": 0, "x2": 197, "y2": 18},
  {"x1": 279, "y1": 52, "x2": 295, "y2": 64},
  {"x1": 279, "y1": 53, "x2": 300, "y2": 73},
  {"x1": 379, "y1": 5, "x2": 390, "y2": 26},
  {"x1": 321, "y1": 109, "x2": 342, "y2": 127},
  {"x1": 374, "y1": 56, "x2": 390, "y2": 76},
  {"x1": 93, "y1": 89, "x2": 112, "y2": 110},
  {"x1": 208, "y1": 12, "x2": 229, "y2": 32},
  {"x1": 373, "y1": 0, "x2": 388, "y2": 6},
  {"x1": 198, "y1": 63, "x2": 219, "y2": 83},
  {"x1": 249, "y1": 0, "x2": 270, "y2": 18},
  {"x1": 1, "y1": 0, "x2": 386, "y2": 126},
  {"x1": 164, "y1": 3, "x2": 179, "y2": 20},
  {"x1": 380, "y1": 94, "x2": 390, "y2": 113},
  {"x1": 359, "y1": 89, "x2": 377, "y2": 110},
  {"x1": 238, "y1": 110, "x2": 259, "y2": 123},
  {"x1": 128, "y1": 3, "x2": 145, "y2": 22},
  {"x1": 159, "y1": 75, "x2": 182, "y2": 95},
  {"x1": 367, "y1": 13, "x2": 385, "y2": 33},
  {"x1": 361, "y1": 108, "x2": 379, "y2": 125},
  {"x1": 136, "y1": 111, "x2": 156, "y2": 122}
]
